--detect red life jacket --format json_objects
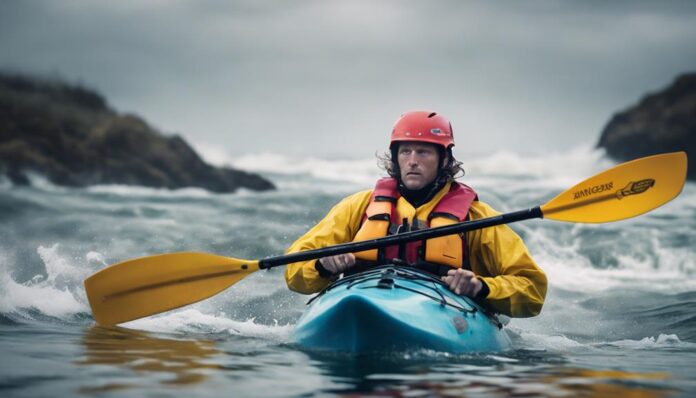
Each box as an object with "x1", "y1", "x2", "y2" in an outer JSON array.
[{"x1": 352, "y1": 177, "x2": 477, "y2": 268}]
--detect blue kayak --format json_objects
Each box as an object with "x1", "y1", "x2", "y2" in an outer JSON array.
[{"x1": 291, "y1": 265, "x2": 511, "y2": 353}]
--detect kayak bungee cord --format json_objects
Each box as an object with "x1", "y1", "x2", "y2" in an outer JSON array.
[{"x1": 308, "y1": 266, "x2": 502, "y2": 325}]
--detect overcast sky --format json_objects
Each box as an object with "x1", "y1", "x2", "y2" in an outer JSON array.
[{"x1": 1, "y1": 0, "x2": 695, "y2": 162}]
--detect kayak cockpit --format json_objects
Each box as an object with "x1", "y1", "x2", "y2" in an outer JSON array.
[{"x1": 292, "y1": 265, "x2": 511, "y2": 353}]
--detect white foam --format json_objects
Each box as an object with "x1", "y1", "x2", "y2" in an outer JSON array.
[
  {"x1": 0, "y1": 273, "x2": 85, "y2": 317},
  {"x1": 123, "y1": 308, "x2": 294, "y2": 341},
  {"x1": 604, "y1": 334, "x2": 695, "y2": 349},
  {"x1": 86, "y1": 184, "x2": 215, "y2": 198},
  {"x1": 37, "y1": 244, "x2": 90, "y2": 287},
  {"x1": 464, "y1": 146, "x2": 610, "y2": 181},
  {"x1": 535, "y1": 242, "x2": 696, "y2": 294},
  {"x1": 511, "y1": 328, "x2": 586, "y2": 351},
  {"x1": 647, "y1": 227, "x2": 696, "y2": 276},
  {"x1": 24, "y1": 172, "x2": 67, "y2": 192},
  {"x1": 518, "y1": 201, "x2": 696, "y2": 294},
  {"x1": 85, "y1": 251, "x2": 107, "y2": 267},
  {"x1": 0, "y1": 245, "x2": 88, "y2": 317},
  {"x1": 232, "y1": 152, "x2": 383, "y2": 186},
  {"x1": 510, "y1": 330, "x2": 695, "y2": 352}
]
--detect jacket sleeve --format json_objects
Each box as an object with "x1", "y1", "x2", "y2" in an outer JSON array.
[
  {"x1": 284, "y1": 190, "x2": 372, "y2": 294},
  {"x1": 467, "y1": 201, "x2": 548, "y2": 318}
]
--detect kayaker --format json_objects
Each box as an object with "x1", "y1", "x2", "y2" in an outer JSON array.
[{"x1": 285, "y1": 111, "x2": 547, "y2": 317}]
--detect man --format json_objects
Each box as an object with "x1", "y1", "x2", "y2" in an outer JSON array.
[{"x1": 285, "y1": 111, "x2": 547, "y2": 317}]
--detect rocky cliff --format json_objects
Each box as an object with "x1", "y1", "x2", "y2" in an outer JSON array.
[
  {"x1": 597, "y1": 73, "x2": 695, "y2": 180},
  {"x1": 0, "y1": 73, "x2": 275, "y2": 192}
]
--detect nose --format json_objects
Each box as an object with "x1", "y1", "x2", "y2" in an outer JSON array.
[{"x1": 406, "y1": 153, "x2": 419, "y2": 167}]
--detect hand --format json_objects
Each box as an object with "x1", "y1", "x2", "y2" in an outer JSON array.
[
  {"x1": 318, "y1": 253, "x2": 356, "y2": 275},
  {"x1": 441, "y1": 268, "x2": 482, "y2": 297}
]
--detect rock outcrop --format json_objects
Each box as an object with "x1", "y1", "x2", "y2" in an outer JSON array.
[
  {"x1": 0, "y1": 73, "x2": 274, "y2": 192},
  {"x1": 597, "y1": 73, "x2": 695, "y2": 180}
]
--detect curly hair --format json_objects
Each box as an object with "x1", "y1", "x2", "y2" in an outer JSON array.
[{"x1": 377, "y1": 146, "x2": 465, "y2": 182}]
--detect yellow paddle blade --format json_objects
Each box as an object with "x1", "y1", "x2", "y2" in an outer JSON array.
[
  {"x1": 84, "y1": 252, "x2": 259, "y2": 326},
  {"x1": 541, "y1": 152, "x2": 687, "y2": 223}
]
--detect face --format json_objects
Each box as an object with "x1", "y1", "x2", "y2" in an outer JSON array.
[{"x1": 397, "y1": 142, "x2": 447, "y2": 190}]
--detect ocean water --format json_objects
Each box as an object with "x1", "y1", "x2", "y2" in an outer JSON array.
[{"x1": 1, "y1": 147, "x2": 695, "y2": 397}]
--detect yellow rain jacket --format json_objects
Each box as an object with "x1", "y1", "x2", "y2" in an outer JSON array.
[{"x1": 285, "y1": 182, "x2": 547, "y2": 318}]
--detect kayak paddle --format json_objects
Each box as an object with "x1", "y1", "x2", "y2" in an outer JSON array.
[{"x1": 84, "y1": 151, "x2": 687, "y2": 325}]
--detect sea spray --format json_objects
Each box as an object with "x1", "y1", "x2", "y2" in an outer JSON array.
[{"x1": 0, "y1": 245, "x2": 87, "y2": 318}]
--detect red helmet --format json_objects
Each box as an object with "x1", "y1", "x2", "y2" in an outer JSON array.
[{"x1": 390, "y1": 111, "x2": 454, "y2": 149}]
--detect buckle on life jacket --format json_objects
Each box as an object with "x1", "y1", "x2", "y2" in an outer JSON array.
[{"x1": 395, "y1": 217, "x2": 410, "y2": 234}]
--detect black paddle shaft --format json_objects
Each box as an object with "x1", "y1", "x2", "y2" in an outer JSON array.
[{"x1": 258, "y1": 206, "x2": 542, "y2": 269}]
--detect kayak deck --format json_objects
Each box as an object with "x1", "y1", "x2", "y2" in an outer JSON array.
[{"x1": 291, "y1": 266, "x2": 511, "y2": 353}]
